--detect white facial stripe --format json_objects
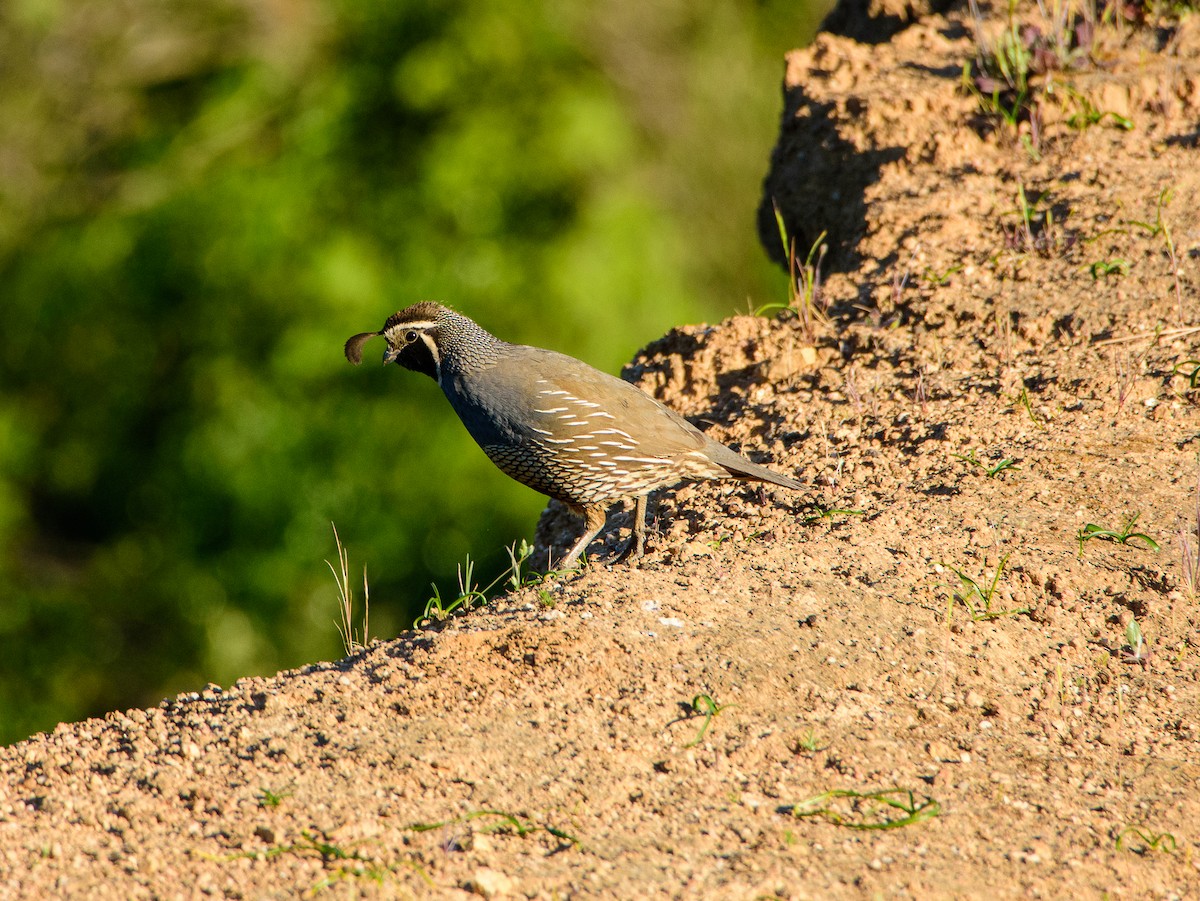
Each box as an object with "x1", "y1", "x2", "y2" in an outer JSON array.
[
  {"x1": 419, "y1": 333, "x2": 442, "y2": 384},
  {"x1": 388, "y1": 319, "x2": 439, "y2": 332}
]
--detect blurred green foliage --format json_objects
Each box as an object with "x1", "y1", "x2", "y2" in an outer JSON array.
[{"x1": 0, "y1": 0, "x2": 827, "y2": 744}]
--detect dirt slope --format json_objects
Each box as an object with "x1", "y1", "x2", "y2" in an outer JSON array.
[{"x1": 3, "y1": 1, "x2": 1200, "y2": 897}]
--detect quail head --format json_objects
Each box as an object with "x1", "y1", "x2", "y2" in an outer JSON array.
[{"x1": 346, "y1": 303, "x2": 803, "y2": 569}]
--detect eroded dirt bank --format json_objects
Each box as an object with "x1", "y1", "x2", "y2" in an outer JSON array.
[{"x1": 3, "y1": 0, "x2": 1200, "y2": 897}]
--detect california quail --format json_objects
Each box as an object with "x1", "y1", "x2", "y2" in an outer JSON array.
[{"x1": 346, "y1": 303, "x2": 803, "y2": 569}]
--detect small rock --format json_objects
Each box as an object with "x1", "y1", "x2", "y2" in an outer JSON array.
[
  {"x1": 467, "y1": 867, "x2": 516, "y2": 898},
  {"x1": 472, "y1": 834, "x2": 494, "y2": 854}
]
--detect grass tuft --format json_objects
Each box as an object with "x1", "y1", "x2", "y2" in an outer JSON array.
[{"x1": 757, "y1": 202, "x2": 828, "y2": 342}]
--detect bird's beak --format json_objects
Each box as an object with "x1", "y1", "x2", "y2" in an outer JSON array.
[{"x1": 382, "y1": 346, "x2": 401, "y2": 366}]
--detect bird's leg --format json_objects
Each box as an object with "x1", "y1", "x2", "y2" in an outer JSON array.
[
  {"x1": 615, "y1": 494, "x2": 648, "y2": 563},
  {"x1": 558, "y1": 504, "x2": 608, "y2": 570}
]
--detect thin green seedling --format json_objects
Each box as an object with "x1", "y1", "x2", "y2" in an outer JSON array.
[
  {"x1": 952, "y1": 448, "x2": 1019, "y2": 477},
  {"x1": 250, "y1": 831, "x2": 370, "y2": 862},
  {"x1": 1179, "y1": 472, "x2": 1200, "y2": 600},
  {"x1": 409, "y1": 809, "x2": 579, "y2": 847},
  {"x1": 1010, "y1": 386, "x2": 1046, "y2": 430},
  {"x1": 804, "y1": 505, "x2": 866, "y2": 522},
  {"x1": 231, "y1": 830, "x2": 430, "y2": 891},
  {"x1": 1127, "y1": 187, "x2": 1183, "y2": 320},
  {"x1": 505, "y1": 539, "x2": 538, "y2": 591},
  {"x1": 1116, "y1": 826, "x2": 1177, "y2": 853},
  {"x1": 1121, "y1": 618, "x2": 1150, "y2": 666},
  {"x1": 1125, "y1": 187, "x2": 1172, "y2": 240},
  {"x1": 420, "y1": 556, "x2": 486, "y2": 623},
  {"x1": 1076, "y1": 513, "x2": 1159, "y2": 555},
  {"x1": 1007, "y1": 183, "x2": 1070, "y2": 254},
  {"x1": 417, "y1": 540, "x2": 540, "y2": 627},
  {"x1": 1087, "y1": 259, "x2": 1130, "y2": 279},
  {"x1": 793, "y1": 728, "x2": 826, "y2": 753},
  {"x1": 941, "y1": 553, "x2": 1028, "y2": 622},
  {"x1": 257, "y1": 786, "x2": 293, "y2": 809},
  {"x1": 1172, "y1": 360, "x2": 1200, "y2": 390},
  {"x1": 327, "y1": 523, "x2": 371, "y2": 655},
  {"x1": 685, "y1": 693, "x2": 732, "y2": 747},
  {"x1": 1065, "y1": 92, "x2": 1134, "y2": 131},
  {"x1": 921, "y1": 264, "x2": 963, "y2": 286},
  {"x1": 789, "y1": 788, "x2": 940, "y2": 830},
  {"x1": 1013, "y1": 183, "x2": 1037, "y2": 247}
]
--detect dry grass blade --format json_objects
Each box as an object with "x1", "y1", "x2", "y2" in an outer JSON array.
[{"x1": 328, "y1": 522, "x2": 370, "y2": 656}]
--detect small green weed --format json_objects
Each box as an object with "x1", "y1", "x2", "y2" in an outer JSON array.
[
  {"x1": 417, "y1": 540, "x2": 538, "y2": 627},
  {"x1": 963, "y1": 21, "x2": 1032, "y2": 129},
  {"x1": 964, "y1": 0, "x2": 1095, "y2": 136},
  {"x1": 409, "y1": 809, "x2": 579, "y2": 847},
  {"x1": 1179, "y1": 473, "x2": 1200, "y2": 600},
  {"x1": 257, "y1": 786, "x2": 293, "y2": 809},
  {"x1": 1003, "y1": 184, "x2": 1072, "y2": 256},
  {"x1": 1127, "y1": 188, "x2": 1183, "y2": 320},
  {"x1": 952, "y1": 448, "x2": 1019, "y2": 478},
  {"x1": 685, "y1": 693, "x2": 732, "y2": 748},
  {"x1": 1121, "y1": 617, "x2": 1151, "y2": 666},
  {"x1": 922, "y1": 264, "x2": 963, "y2": 287},
  {"x1": 1076, "y1": 513, "x2": 1159, "y2": 555},
  {"x1": 789, "y1": 788, "x2": 940, "y2": 830},
  {"x1": 1087, "y1": 258, "x2": 1130, "y2": 279},
  {"x1": 1172, "y1": 360, "x2": 1200, "y2": 390},
  {"x1": 1065, "y1": 92, "x2": 1134, "y2": 131},
  {"x1": 421, "y1": 556, "x2": 486, "y2": 623},
  {"x1": 1116, "y1": 826, "x2": 1176, "y2": 853},
  {"x1": 1126, "y1": 188, "x2": 1171, "y2": 239},
  {"x1": 941, "y1": 553, "x2": 1028, "y2": 622},
  {"x1": 804, "y1": 505, "x2": 866, "y2": 522},
  {"x1": 237, "y1": 830, "x2": 429, "y2": 892},
  {"x1": 792, "y1": 728, "x2": 826, "y2": 754},
  {"x1": 1009, "y1": 386, "x2": 1046, "y2": 430},
  {"x1": 505, "y1": 539, "x2": 540, "y2": 590}
]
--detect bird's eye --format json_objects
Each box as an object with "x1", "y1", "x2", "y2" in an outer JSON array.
[{"x1": 405, "y1": 330, "x2": 418, "y2": 343}]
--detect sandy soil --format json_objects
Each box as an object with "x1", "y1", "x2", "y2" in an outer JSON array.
[{"x1": 3, "y1": 1, "x2": 1200, "y2": 897}]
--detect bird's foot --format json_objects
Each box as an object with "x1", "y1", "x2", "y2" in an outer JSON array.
[{"x1": 613, "y1": 531, "x2": 645, "y2": 564}]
